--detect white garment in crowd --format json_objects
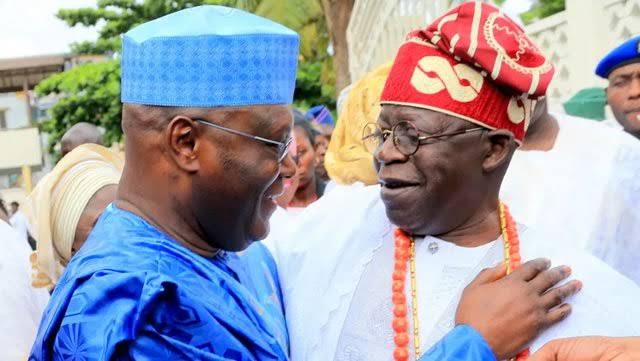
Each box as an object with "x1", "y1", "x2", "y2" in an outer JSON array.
[
  {"x1": 502, "y1": 113, "x2": 640, "y2": 284},
  {"x1": 9, "y1": 210, "x2": 31, "y2": 245},
  {"x1": 0, "y1": 220, "x2": 50, "y2": 360},
  {"x1": 265, "y1": 184, "x2": 640, "y2": 361}
]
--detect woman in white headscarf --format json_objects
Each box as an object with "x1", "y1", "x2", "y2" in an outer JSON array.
[{"x1": 27, "y1": 143, "x2": 123, "y2": 289}]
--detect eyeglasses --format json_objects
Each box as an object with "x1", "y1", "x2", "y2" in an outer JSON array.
[
  {"x1": 195, "y1": 119, "x2": 293, "y2": 162},
  {"x1": 362, "y1": 121, "x2": 485, "y2": 156}
]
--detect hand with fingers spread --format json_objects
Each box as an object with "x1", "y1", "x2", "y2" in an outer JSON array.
[
  {"x1": 455, "y1": 258, "x2": 583, "y2": 360},
  {"x1": 530, "y1": 337, "x2": 640, "y2": 361}
]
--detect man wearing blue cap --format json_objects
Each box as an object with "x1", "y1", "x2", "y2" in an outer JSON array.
[
  {"x1": 596, "y1": 35, "x2": 640, "y2": 139},
  {"x1": 30, "y1": 6, "x2": 299, "y2": 360}
]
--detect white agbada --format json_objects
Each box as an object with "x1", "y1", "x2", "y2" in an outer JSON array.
[
  {"x1": 502, "y1": 113, "x2": 640, "y2": 284},
  {"x1": 265, "y1": 184, "x2": 640, "y2": 361},
  {"x1": 0, "y1": 220, "x2": 50, "y2": 360},
  {"x1": 9, "y1": 210, "x2": 31, "y2": 245}
]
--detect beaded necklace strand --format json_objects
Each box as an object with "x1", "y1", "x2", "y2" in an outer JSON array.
[{"x1": 391, "y1": 202, "x2": 529, "y2": 361}]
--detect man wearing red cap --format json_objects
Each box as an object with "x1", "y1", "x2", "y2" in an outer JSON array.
[{"x1": 267, "y1": 3, "x2": 640, "y2": 361}]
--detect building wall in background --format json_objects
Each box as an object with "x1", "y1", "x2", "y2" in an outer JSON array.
[
  {"x1": 0, "y1": 91, "x2": 29, "y2": 129},
  {"x1": 526, "y1": 0, "x2": 640, "y2": 106},
  {"x1": 346, "y1": 0, "x2": 640, "y2": 111}
]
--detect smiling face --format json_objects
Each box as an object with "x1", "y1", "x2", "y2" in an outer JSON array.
[
  {"x1": 192, "y1": 105, "x2": 295, "y2": 251},
  {"x1": 607, "y1": 62, "x2": 640, "y2": 138},
  {"x1": 375, "y1": 105, "x2": 492, "y2": 236}
]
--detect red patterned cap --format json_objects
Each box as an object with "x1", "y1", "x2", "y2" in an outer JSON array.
[{"x1": 380, "y1": 2, "x2": 554, "y2": 142}]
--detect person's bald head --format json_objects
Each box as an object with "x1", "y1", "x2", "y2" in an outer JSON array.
[{"x1": 61, "y1": 122, "x2": 103, "y2": 157}]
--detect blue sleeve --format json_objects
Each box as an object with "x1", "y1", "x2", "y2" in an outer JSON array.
[
  {"x1": 48, "y1": 271, "x2": 160, "y2": 360},
  {"x1": 47, "y1": 271, "x2": 257, "y2": 361},
  {"x1": 418, "y1": 325, "x2": 497, "y2": 361}
]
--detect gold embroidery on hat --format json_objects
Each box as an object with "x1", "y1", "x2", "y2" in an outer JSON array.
[
  {"x1": 450, "y1": 34, "x2": 460, "y2": 53},
  {"x1": 528, "y1": 72, "x2": 540, "y2": 95},
  {"x1": 467, "y1": 0, "x2": 483, "y2": 57},
  {"x1": 484, "y1": 12, "x2": 552, "y2": 76},
  {"x1": 411, "y1": 56, "x2": 484, "y2": 103},
  {"x1": 507, "y1": 95, "x2": 534, "y2": 126},
  {"x1": 407, "y1": 37, "x2": 438, "y2": 48},
  {"x1": 492, "y1": 54, "x2": 503, "y2": 79}
]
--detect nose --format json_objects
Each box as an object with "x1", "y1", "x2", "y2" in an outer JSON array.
[
  {"x1": 279, "y1": 152, "x2": 297, "y2": 179},
  {"x1": 375, "y1": 134, "x2": 406, "y2": 165}
]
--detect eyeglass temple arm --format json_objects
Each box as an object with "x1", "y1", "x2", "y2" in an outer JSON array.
[
  {"x1": 417, "y1": 127, "x2": 485, "y2": 141},
  {"x1": 196, "y1": 120, "x2": 284, "y2": 146}
]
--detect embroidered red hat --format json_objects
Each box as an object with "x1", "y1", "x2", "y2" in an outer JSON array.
[{"x1": 380, "y1": 2, "x2": 554, "y2": 142}]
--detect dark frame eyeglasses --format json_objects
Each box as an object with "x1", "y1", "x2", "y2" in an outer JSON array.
[
  {"x1": 195, "y1": 119, "x2": 293, "y2": 162},
  {"x1": 362, "y1": 121, "x2": 485, "y2": 156}
]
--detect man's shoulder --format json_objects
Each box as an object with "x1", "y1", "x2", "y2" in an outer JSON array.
[
  {"x1": 75, "y1": 205, "x2": 205, "y2": 274},
  {"x1": 33, "y1": 266, "x2": 181, "y2": 360},
  {"x1": 520, "y1": 226, "x2": 639, "y2": 289},
  {"x1": 60, "y1": 236, "x2": 201, "y2": 302},
  {"x1": 557, "y1": 113, "x2": 639, "y2": 149}
]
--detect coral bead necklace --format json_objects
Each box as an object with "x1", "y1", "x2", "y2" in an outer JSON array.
[{"x1": 391, "y1": 202, "x2": 529, "y2": 361}]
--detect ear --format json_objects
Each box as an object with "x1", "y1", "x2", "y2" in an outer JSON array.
[
  {"x1": 166, "y1": 116, "x2": 201, "y2": 173},
  {"x1": 604, "y1": 86, "x2": 609, "y2": 105},
  {"x1": 482, "y1": 129, "x2": 515, "y2": 173}
]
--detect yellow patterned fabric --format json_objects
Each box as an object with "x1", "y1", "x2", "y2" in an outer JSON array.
[
  {"x1": 25, "y1": 144, "x2": 123, "y2": 289},
  {"x1": 325, "y1": 63, "x2": 392, "y2": 185}
]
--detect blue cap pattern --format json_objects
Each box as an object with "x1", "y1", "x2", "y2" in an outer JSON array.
[
  {"x1": 121, "y1": 5, "x2": 300, "y2": 107},
  {"x1": 595, "y1": 35, "x2": 640, "y2": 78}
]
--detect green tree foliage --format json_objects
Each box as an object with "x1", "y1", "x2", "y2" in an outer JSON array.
[
  {"x1": 294, "y1": 60, "x2": 336, "y2": 111},
  {"x1": 39, "y1": 0, "x2": 335, "y2": 152},
  {"x1": 521, "y1": 0, "x2": 566, "y2": 25},
  {"x1": 36, "y1": 60, "x2": 121, "y2": 155}
]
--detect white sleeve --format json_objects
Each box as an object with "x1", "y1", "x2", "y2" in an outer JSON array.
[
  {"x1": 263, "y1": 183, "x2": 374, "y2": 290},
  {"x1": 527, "y1": 236, "x2": 640, "y2": 351},
  {"x1": 586, "y1": 141, "x2": 640, "y2": 284},
  {"x1": 0, "y1": 221, "x2": 50, "y2": 360}
]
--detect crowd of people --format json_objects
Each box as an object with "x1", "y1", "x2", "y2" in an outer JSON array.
[{"x1": 1, "y1": 2, "x2": 640, "y2": 360}]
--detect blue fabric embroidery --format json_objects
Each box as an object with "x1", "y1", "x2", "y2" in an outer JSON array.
[
  {"x1": 30, "y1": 204, "x2": 289, "y2": 361},
  {"x1": 120, "y1": 6, "x2": 299, "y2": 107}
]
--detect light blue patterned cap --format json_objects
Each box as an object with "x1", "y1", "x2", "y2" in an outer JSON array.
[{"x1": 121, "y1": 5, "x2": 300, "y2": 107}]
